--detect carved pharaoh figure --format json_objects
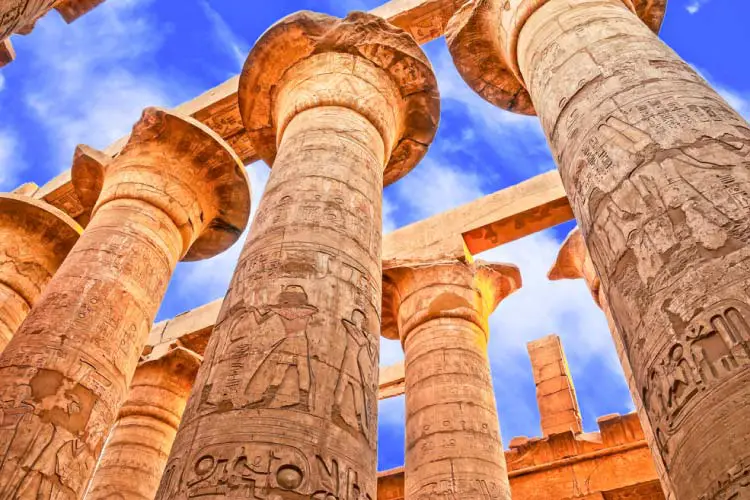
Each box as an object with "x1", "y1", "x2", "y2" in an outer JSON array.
[
  {"x1": 447, "y1": 0, "x2": 750, "y2": 496},
  {"x1": 157, "y1": 11, "x2": 439, "y2": 500}
]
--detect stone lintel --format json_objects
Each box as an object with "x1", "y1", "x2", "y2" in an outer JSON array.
[
  {"x1": 0, "y1": 38, "x2": 15, "y2": 67},
  {"x1": 376, "y1": 412, "x2": 663, "y2": 500},
  {"x1": 527, "y1": 334, "x2": 583, "y2": 437},
  {"x1": 54, "y1": 0, "x2": 107, "y2": 23},
  {"x1": 31, "y1": 0, "x2": 469, "y2": 216},
  {"x1": 384, "y1": 169, "x2": 571, "y2": 263}
]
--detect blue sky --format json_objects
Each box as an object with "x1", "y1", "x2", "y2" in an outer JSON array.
[{"x1": 2, "y1": 0, "x2": 749, "y2": 472}]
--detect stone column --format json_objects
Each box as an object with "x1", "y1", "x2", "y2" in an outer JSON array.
[
  {"x1": 156, "y1": 12, "x2": 439, "y2": 500},
  {"x1": 85, "y1": 346, "x2": 201, "y2": 500},
  {"x1": 549, "y1": 227, "x2": 675, "y2": 499},
  {"x1": 382, "y1": 259, "x2": 521, "y2": 500},
  {"x1": 0, "y1": 107, "x2": 250, "y2": 499},
  {"x1": 527, "y1": 334, "x2": 583, "y2": 437},
  {"x1": 0, "y1": 193, "x2": 81, "y2": 352},
  {"x1": 447, "y1": 0, "x2": 750, "y2": 497}
]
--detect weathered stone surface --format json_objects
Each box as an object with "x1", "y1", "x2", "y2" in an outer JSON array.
[
  {"x1": 0, "y1": 38, "x2": 15, "y2": 67},
  {"x1": 85, "y1": 346, "x2": 202, "y2": 500},
  {"x1": 448, "y1": 0, "x2": 750, "y2": 497},
  {"x1": 0, "y1": 194, "x2": 81, "y2": 352},
  {"x1": 383, "y1": 259, "x2": 520, "y2": 499},
  {"x1": 0, "y1": 107, "x2": 250, "y2": 499},
  {"x1": 54, "y1": 0, "x2": 106, "y2": 23},
  {"x1": 156, "y1": 12, "x2": 439, "y2": 500},
  {"x1": 371, "y1": 0, "x2": 467, "y2": 45},
  {"x1": 445, "y1": 0, "x2": 665, "y2": 115},
  {"x1": 549, "y1": 227, "x2": 675, "y2": 498},
  {"x1": 527, "y1": 334, "x2": 582, "y2": 437}
]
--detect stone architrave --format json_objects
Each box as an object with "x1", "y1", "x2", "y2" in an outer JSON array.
[
  {"x1": 382, "y1": 259, "x2": 520, "y2": 500},
  {"x1": 549, "y1": 227, "x2": 675, "y2": 499},
  {"x1": 0, "y1": 107, "x2": 251, "y2": 499},
  {"x1": 0, "y1": 194, "x2": 81, "y2": 352},
  {"x1": 85, "y1": 346, "x2": 202, "y2": 500},
  {"x1": 446, "y1": 0, "x2": 750, "y2": 497},
  {"x1": 156, "y1": 12, "x2": 439, "y2": 500},
  {"x1": 0, "y1": 38, "x2": 15, "y2": 67}
]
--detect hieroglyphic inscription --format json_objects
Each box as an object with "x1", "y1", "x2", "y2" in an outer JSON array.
[{"x1": 514, "y1": 0, "x2": 750, "y2": 496}]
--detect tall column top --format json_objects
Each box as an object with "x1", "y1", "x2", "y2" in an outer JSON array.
[
  {"x1": 238, "y1": 10, "x2": 440, "y2": 186},
  {"x1": 527, "y1": 334, "x2": 583, "y2": 437},
  {"x1": 0, "y1": 193, "x2": 82, "y2": 304},
  {"x1": 445, "y1": 0, "x2": 667, "y2": 115},
  {"x1": 71, "y1": 107, "x2": 252, "y2": 261},
  {"x1": 548, "y1": 227, "x2": 603, "y2": 308},
  {"x1": 382, "y1": 258, "x2": 521, "y2": 342}
]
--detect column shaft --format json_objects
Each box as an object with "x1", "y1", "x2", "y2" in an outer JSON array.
[
  {"x1": 160, "y1": 106, "x2": 384, "y2": 499},
  {"x1": 0, "y1": 199, "x2": 181, "y2": 499},
  {"x1": 517, "y1": 0, "x2": 750, "y2": 497},
  {"x1": 405, "y1": 318, "x2": 506, "y2": 499},
  {"x1": 85, "y1": 348, "x2": 200, "y2": 500}
]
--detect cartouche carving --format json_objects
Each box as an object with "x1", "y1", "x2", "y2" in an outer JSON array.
[
  {"x1": 157, "y1": 11, "x2": 439, "y2": 500},
  {"x1": 0, "y1": 107, "x2": 250, "y2": 499},
  {"x1": 447, "y1": 0, "x2": 750, "y2": 496},
  {"x1": 383, "y1": 258, "x2": 520, "y2": 500}
]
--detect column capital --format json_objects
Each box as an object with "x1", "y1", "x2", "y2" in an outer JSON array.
[
  {"x1": 548, "y1": 226, "x2": 603, "y2": 308},
  {"x1": 238, "y1": 11, "x2": 440, "y2": 186},
  {"x1": 119, "y1": 345, "x2": 202, "y2": 427},
  {"x1": 0, "y1": 193, "x2": 82, "y2": 306},
  {"x1": 382, "y1": 258, "x2": 521, "y2": 342},
  {"x1": 445, "y1": 0, "x2": 666, "y2": 115},
  {"x1": 71, "y1": 107, "x2": 252, "y2": 261}
]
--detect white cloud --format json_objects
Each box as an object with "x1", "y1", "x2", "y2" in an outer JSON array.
[
  {"x1": 199, "y1": 0, "x2": 249, "y2": 71},
  {"x1": 0, "y1": 73, "x2": 5, "y2": 93},
  {"x1": 0, "y1": 129, "x2": 26, "y2": 190},
  {"x1": 393, "y1": 156, "x2": 485, "y2": 220},
  {"x1": 19, "y1": 0, "x2": 179, "y2": 168},
  {"x1": 686, "y1": 0, "x2": 709, "y2": 14}
]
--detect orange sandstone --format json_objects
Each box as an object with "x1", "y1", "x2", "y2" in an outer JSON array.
[
  {"x1": 156, "y1": 11, "x2": 439, "y2": 500},
  {"x1": 383, "y1": 259, "x2": 520, "y2": 499},
  {"x1": 0, "y1": 107, "x2": 250, "y2": 498}
]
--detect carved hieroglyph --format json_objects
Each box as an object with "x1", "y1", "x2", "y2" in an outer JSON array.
[
  {"x1": 382, "y1": 259, "x2": 520, "y2": 500},
  {"x1": 85, "y1": 346, "x2": 202, "y2": 500},
  {"x1": 448, "y1": 0, "x2": 750, "y2": 497},
  {"x1": 157, "y1": 12, "x2": 439, "y2": 500},
  {"x1": 549, "y1": 227, "x2": 675, "y2": 499},
  {"x1": 0, "y1": 194, "x2": 81, "y2": 352},
  {"x1": 0, "y1": 107, "x2": 250, "y2": 499}
]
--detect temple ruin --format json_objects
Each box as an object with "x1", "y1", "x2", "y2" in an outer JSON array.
[{"x1": 1, "y1": 0, "x2": 749, "y2": 498}]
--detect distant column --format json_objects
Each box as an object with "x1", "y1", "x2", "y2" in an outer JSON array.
[
  {"x1": 383, "y1": 259, "x2": 521, "y2": 499},
  {"x1": 156, "y1": 12, "x2": 439, "y2": 500},
  {"x1": 526, "y1": 334, "x2": 582, "y2": 437},
  {"x1": 447, "y1": 0, "x2": 750, "y2": 496},
  {"x1": 0, "y1": 193, "x2": 80, "y2": 351},
  {"x1": 0, "y1": 107, "x2": 250, "y2": 499},
  {"x1": 549, "y1": 227, "x2": 675, "y2": 498},
  {"x1": 85, "y1": 346, "x2": 201, "y2": 500}
]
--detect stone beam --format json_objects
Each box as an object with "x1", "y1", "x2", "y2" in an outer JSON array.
[
  {"x1": 32, "y1": 0, "x2": 467, "y2": 219},
  {"x1": 0, "y1": 39, "x2": 15, "y2": 68},
  {"x1": 383, "y1": 169, "x2": 572, "y2": 263}
]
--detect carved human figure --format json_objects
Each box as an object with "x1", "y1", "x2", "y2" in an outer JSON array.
[
  {"x1": 549, "y1": 226, "x2": 675, "y2": 498},
  {"x1": 448, "y1": 0, "x2": 750, "y2": 496},
  {"x1": 383, "y1": 259, "x2": 521, "y2": 500},
  {"x1": 334, "y1": 309, "x2": 378, "y2": 446},
  {"x1": 0, "y1": 108, "x2": 250, "y2": 499},
  {"x1": 156, "y1": 12, "x2": 439, "y2": 500},
  {"x1": 0, "y1": 194, "x2": 81, "y2": 352},
  {"x1": 85, "y1": 346, "x2": 202, "y2": 500}
]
